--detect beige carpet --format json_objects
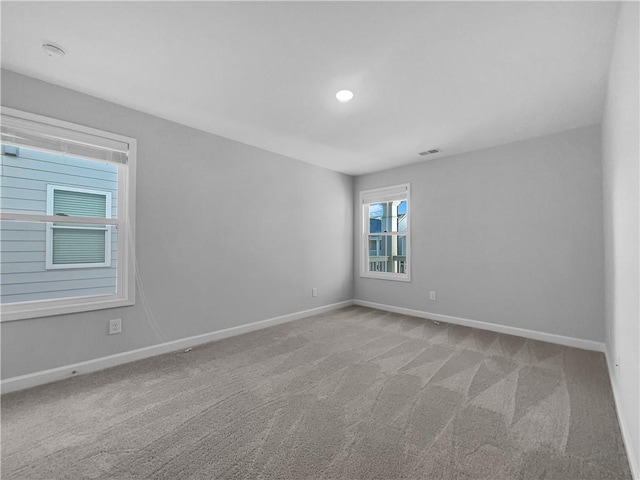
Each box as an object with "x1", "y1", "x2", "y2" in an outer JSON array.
[{"x1": 1, "y1": 306, "x2": 631, "y2": 479}]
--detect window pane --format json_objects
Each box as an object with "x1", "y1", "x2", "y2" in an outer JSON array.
[
  {"x1": 52, "y1": 227, "x2": 107, "y2": 264},
  {"x1": 1, "y1": 144, "x2": 119, "y2": 304},
  {"x1": 1, "y1": 146, "x2": 118, "y2": 218},
  {"x1": 368, "y1": 234, "x2": 388, "y2": 272},
  {"x1": 0, "y1": 221, "x2": 117, "y2": 304},
  {"x1": 53, "y1": 189, "x2": 107, "y2": 218},
  {"x1": 397, "y1": 200, "x2": 408, "y2": 232},
  {"x1": 367, "y1": 234, "x2": 407, "y2": 274},
  {"x1": 369, "y1": 203, "x2": 383, "y2": 232},
  {"x1": 394, "y1": 235, "x2": 408, "y2": 274},
  {"x1": 369, "y1": 201, "x2": 406, "y2": 233}
]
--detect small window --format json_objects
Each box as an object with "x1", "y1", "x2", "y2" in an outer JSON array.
[
  {"x1": 46, "y1": 186, "x2": 112, "y2": 269},
  {"x1": 360, "y1": 184, "x2": 410, "y2": 281}
]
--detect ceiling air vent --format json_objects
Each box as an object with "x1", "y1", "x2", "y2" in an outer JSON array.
[{"x1": 419, "y1": 149, "x2": 441, "y2": 156}]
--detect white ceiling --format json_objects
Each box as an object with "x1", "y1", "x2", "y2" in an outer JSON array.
[{"x1": 1, "y1": 2, "x2": 620, "y2": 175}]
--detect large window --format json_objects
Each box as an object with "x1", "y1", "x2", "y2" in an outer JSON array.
[
  {"x1": 360, "y1": 184, "x2": 410, "y2": 281},
  {"x1": 0, "y1": 107, "x2": 136, "y2": 321}
]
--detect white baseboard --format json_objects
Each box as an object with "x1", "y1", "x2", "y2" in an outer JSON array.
[
  {"x1": 3, "y1": 299, "x2": 632, "y2": 475},
  {"x1": 357, "y1": 300, "x2": 635, "y2": 475},
  {"x1": 1, "y1": 299, "x2": 607, "y2": 395},
  {"x1": 0, "y1": 300, "x2": 354, "y2": 394},
  {"x1": 605, "y1": 350, "x2": 639, "y2": 480},
  {"x1": 353, "y1": 299, "x2": 606, "y2": 352}
]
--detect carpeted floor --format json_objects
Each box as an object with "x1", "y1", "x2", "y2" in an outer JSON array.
[{"x1": 1, "y1": 306, "x2": 631, "y2": 479}]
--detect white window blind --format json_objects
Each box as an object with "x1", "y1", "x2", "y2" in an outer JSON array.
[
  {"x1": 52, "y1": 228, "x2": 107, "y2": 264},
  {"x1": 1, "y1": 113, "x2": 129, "y2": 164},
  {"x1": 360, "y1": 185, "x2": 408, "y2": 205},
  {"x1": 53, "y1": 188, "x2": 108, "y2": 218}
]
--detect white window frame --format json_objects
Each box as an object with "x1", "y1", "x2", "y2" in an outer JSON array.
[
  {"x1": 360, "y1": 183, "x2": 411, "y2": 282},
  {"x1": 45, "y1": 185, "x2": 112, "y2": 270},
  {"x1": 0, "y1": 107, "x2": 136, "y2": 322}
]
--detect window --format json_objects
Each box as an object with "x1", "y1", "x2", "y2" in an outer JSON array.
[
  {"x1": 360, "y1": 184, "x2": 410, "y2": 281},
  {"x1": 0, "y1": 107, "x2": 136, "y2": 321},
  {"x1": 46, "y1": 186, "x2": 112, "y2": 269}
]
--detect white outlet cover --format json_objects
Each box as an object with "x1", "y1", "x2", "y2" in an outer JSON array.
[
  {"x1": 109, "y1": 318, "x2": 122, "y2": 334},
  {"x1": 429, "y1": 291, "x2": 437, "y2": 301}
]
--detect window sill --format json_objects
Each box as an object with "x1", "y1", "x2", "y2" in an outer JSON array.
[
  {"x1": 360, "y1": 272, "x2": 411, "y2": 282},
  {"x1": 0, "y1": 295, "x2": 134, "y2": 322}
]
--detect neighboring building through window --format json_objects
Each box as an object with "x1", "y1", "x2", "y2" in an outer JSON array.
[
  {"x1": 0, "y1": 107, "x2": 136, "y2": 321},
  {"x1": 360, "y1": 184, "x2": 410, "y2": 281},
  {"x1": 46, "y1": 185, "x2": 113, "y2": 269}
]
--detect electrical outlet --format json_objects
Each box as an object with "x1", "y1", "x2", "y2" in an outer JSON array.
[
  {"x1": 429, "y1": 291, "x2": 437, "y2": 301},
  {"x1": 109, "y1": 318, "x2": 122, "y2": 335},
  {"x1": 312, "y1": 287, "x2": 318, "y2": 297}
]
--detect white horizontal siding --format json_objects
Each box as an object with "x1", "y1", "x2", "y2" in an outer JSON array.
[
  {"x1": 2, "y1": 154, "x2": 118, "y2": 183},
  {"x1": 2, "y1": 251, "x2": 51, "y2": 263},
  {"x1": 1, "y1": 227, "x2": 46, "y2": 241},
  {"x1": 1, "y1": 262, "x2": 46, "y2": 274},
  {"x1": 0, "y1": 231, "x2": 118, "y2": 260},
  {"x1": 1, "y1": 268, "x2": 117, "y2": 284},
  {"x1": 1, "y1": 147, "x2": 119, "y2": 304},
  {"x1": 0, "y1": 242, "x2": 118, "y2": 260},
  {"x1": 1, "y1": 198, "x2": 46, "y2": 213},
  {"x1": 2, "y1": 277, "x2": 117, "y2": 295},
  {"x1": 1, "y1": 161, "x2": 118, "y2": 217},
  {"x1": 2, "y1": 165, "x2": 117, "y2": 191},
  {"x1": 1, "y1": 175, "x2": 117, "y2": 197},
  {"x1": 2, "y1": 240, "x2": 45, "y2": 252}
]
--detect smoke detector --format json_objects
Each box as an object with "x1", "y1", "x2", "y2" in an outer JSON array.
[{"x1": 42, "y1": 43, "x2": 66, "y2": 57}]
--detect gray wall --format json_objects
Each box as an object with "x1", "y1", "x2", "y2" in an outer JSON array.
[
  {"x1": 354, "y1": 126, "x2": 605, "y2": 342},
  {"x1": 602, "y1": 2, "x2": 639, "y2": 475},
  {"x1": 1, "y1": 70, "x2": 353, "y2": 379}
]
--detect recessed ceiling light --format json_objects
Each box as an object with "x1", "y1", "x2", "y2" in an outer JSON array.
[
  {"x1": 336, "y1": 90, "x2": 354, "y2": 103},
  {"x1": 42, "y1": 43, "x2": 66, "y2": 57}
]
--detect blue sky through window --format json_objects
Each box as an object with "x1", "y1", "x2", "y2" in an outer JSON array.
[
  {"x1": 369, "y1": 201, "x2": 406, "y2": 233},
  {"x1": 369, "y1": 203, "x2": 383, "y2": 218},
  {"x1": 369, "y1": 201, "x2": 406, "y2": 218}
]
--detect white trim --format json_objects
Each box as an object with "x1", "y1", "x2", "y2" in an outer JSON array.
[
  {"x1": 0, "y1": 213, "x2": 119, "y2": 225},
  {"x1": 605, "y1": 349, "x2": 639, "y2": 480},
  {"x1": 360, "y1": 183, "x2": 411, "y2": 282},
  {"x1": 1, "y1": 296, "x2": 135, "y2": 323},
  {"x1": 361, "y1": 269, "x2": 412, "y2": 283},
  {"x1": 45, "y1": 185, "x2": 112, "y2": 270},
  {"x1": 353, "y1": 299, "x2": 606, "y2": 352},
  {"x1": 360, "y1": 184, "x2": 409, "y2": 204},
  {"x1": 0, "y1": 108, "x2": 136, "y2": 322},
  {"x1": 1, "y1": 106, "x2": 134, "y2": 148},
  {"x1": 0, "y1": 300, "x2": 354, "y2": 394}
]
